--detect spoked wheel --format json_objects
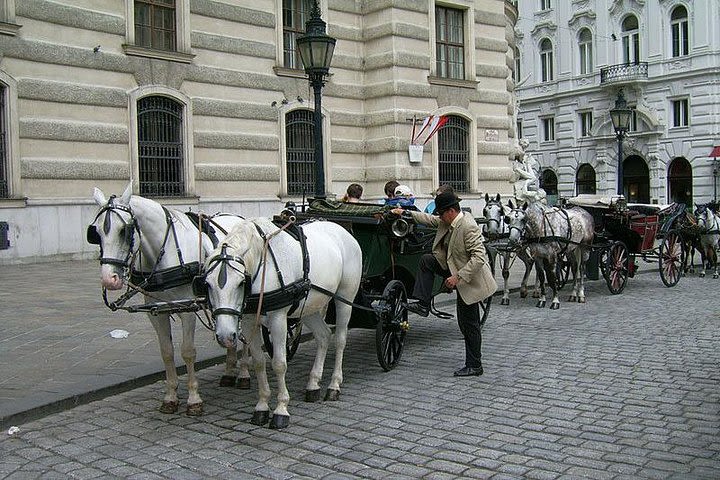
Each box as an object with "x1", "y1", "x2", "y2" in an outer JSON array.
[
  {"x1": 261, "y1": 322, "x2": 303, "y2": 361},
  {"x1": 659, "y1": 230, "x2": 684, "y2": 287},
  {"x1": 555, "y1": 254, "x2": 571, "y2": 290},
  {"x1": 601, "y1": 241, "x2": 629, "y2": 295},
  {"x1": 479, "y1": 295, "x2": 493, "y2": 330},
  {"x1": 375, "y1": 280, "x2": 408, "y2": 372}
]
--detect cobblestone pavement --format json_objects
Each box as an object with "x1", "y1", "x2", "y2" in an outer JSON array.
[{"x1": 1, "y1": 268, "x2": 718, "y2": 479}]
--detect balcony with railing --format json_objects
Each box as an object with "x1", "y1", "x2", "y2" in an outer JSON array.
[{"x1": 600, "y1": 62, "x2": 648, "y2": 85}]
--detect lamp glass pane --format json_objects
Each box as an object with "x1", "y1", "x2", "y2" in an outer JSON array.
[
  {"x1": 297, "y1": 39, "x2": 311, "y2": 69},
  {"x1": 310, "y1": 41, "x2": 328, "y2": 68}
]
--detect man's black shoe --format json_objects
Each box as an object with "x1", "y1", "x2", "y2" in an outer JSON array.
[
  {"x1": 453, "y1": 366, "x2": 483, "y2": 377},
  {"x1": 405, "y1": 301, "x2": 430, "y2": 317}
]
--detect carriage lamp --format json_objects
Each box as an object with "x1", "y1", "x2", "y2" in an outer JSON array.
[
  {"x1": 610, "y1": 90, "x2": 632, "y2": 197},
  {"x1": 296, "y1": 0, "x2": 336, "y2": 199}
]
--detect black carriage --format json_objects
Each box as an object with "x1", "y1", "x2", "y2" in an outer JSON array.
[
  {"x1": 292, "y1": 199, "x2": 492, "y2": 371},
  {"x1": 565, "y1": 195, "x2": 685, "y2": 294}
]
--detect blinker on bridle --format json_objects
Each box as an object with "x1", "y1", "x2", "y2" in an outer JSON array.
[
  {"x1": 86, "y1": 195, "x2": 138, "y2": 269},
  {"x1": 199, "y1": 244, "x2": 253, "y2": 320}
]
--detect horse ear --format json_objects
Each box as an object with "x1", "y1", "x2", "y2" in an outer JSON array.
[
  {"x1": 485, "y1": 193, "x2": 489, "y2": 202},
  {"x1": 495, "y1": 193, "x2": 501, "y2": 202},
  {"x1": 93, "y1": 187, "x2": 107, "y2": 206},
  {"x1": 120, "y1": 182, "x2": 133, "y2": 204},
  {"x1": 508, "y1": 199, "x2": 514, "y2": 209}
]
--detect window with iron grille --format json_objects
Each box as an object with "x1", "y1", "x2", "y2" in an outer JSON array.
[
  {"x1": 137, "y1": 96, "x2": 184, "y2": 197},
  {"x1": 436, "y1": 6, "x2": 465, "y2": 80},
  {"x1": 135, "y1": 0, "x2": 176, "y2": 51},
  {"x1": 0, "y1": 84, "x2": 7, "y2": 198},
  {"x1": 286, "y1": 109, "x2": 315, "y2": 195},
  {"x1": 671, "y1": 6, "x2": 689, "y2": 58},
  {"x1": 283, "y1": 0, "x2": 312, "y2": 69},
  {"x1": 576, "y1": 163, "x2": 597, "y2": 195},
  {"x1": 438, "y1": 115, "x2": 469, "y2": 193}
]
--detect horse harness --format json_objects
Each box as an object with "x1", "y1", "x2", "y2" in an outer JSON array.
[{"x1": 523, "y1": 205, "x2": 582, "y2": 254}]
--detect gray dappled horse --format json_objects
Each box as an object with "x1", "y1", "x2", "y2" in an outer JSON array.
[
  {"x1": 482, "y1": 193, "x2": 537, "y2": 305},
  {"x1": 505, "y1": 200, "x2": 594, "y2": 309},
  {"x1": 202, "y1": 217, "x2": 362, "y2": 429},
  {"x1": 694, "y1": 203, "x2": 720, "y2": 278},
  {"x1": 88, "y1": 184, "x2": 249, "y2": 416}
]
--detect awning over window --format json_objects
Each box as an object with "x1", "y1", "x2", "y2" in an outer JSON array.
[{"x1": 711, "y1": 145, "x2": 720, "y2": 158}]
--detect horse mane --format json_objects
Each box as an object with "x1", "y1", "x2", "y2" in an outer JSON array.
[{"x1": 213, "y1": 218, "x2": 268, "y2": 273}]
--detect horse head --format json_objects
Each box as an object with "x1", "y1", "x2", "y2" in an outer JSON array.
[
  {"x1": 88, "y1": 183, "x2": 136, "y2": 290},
  {"x1": 504, "y1": 199, "x2": 527, "y2": 245},
  {"x1": 483, "y1": 193, "x2": 505, "y2": 236},
  {"x1": 203, "y1": 221, "x2": 262, "y2": 349}
]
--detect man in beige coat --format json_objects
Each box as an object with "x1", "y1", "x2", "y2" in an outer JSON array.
[{"x1": 392, "y1": 191, "x2": 496, "y2": 376}]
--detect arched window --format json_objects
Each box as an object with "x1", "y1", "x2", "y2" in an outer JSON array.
[
  {"x1": 622, "y1": 15, "x2": 640, "y2": 64},
  {"x1": 540, "y1": 38, "x2": 554, "y2": 82},
  {"x1": 437, "y1": 115, "x2": 469, "y2": 193},
  {"x1": 671, "y1": 6, "x2": 689, "y2": 57},
  {"x1": 623, "y1": 155, "x2": 649, "y2": 203},
  {"x1": 285, "y1": 109, "x2": 315, "y2": 195},
  {"x1": 576, "y1": 163, "x2": 596, "y2": 195},
  {"x1": 578, "y1": 28, "x2": 593, "y2": 75},
  {"x1": 541, "y1": 168, "x2": 558, "y2": 205},
  {"x1": 137, "y1": 95, "x2": 184, "y2": 197},
  {"x1": 513, "y1": 47, "x2": 521, "y2": 83},
  {"x1": 668, "y1": 157, "x2": 692, "y2": 205}
]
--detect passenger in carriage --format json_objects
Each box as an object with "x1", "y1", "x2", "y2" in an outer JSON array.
[
  {"x1": 383, "y1": 180, "x2": 400, "y2": 205},
  {"x1": 342, "y1": 183, "x2": 363, "y2": 203},
  {"x1": 391, "y1": 191, "x2": 496, "y2": 377},
  {"x1": 387, "y1": 184, "x2": 418, "y2": 210}
]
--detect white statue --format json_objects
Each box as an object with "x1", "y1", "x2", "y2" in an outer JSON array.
[{"x1": 511, "y1": 138, "x2": 546, "y2": 203}]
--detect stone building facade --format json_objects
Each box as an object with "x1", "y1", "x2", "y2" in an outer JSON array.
[
  {"x1": 513, "y1": 0, "x2": 720, "y2": 207},
  {"x1": 0, "y1": 0, "x2": 517, "y2": 263}
]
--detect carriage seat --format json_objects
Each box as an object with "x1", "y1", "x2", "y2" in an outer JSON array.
[{"x1": 629, "y1": 214, "x2": 659, "y2": 252}]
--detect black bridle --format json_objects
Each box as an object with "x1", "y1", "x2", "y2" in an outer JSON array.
[
  {"x1": 194, "y1": 244, "x2": 255, "y2": 321},
  {"x1": 86, "y1": 195, "x2": 139, "y2": 270}
]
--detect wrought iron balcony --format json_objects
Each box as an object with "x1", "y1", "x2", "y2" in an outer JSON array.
[{"x1": 600, "y1": 62, "x2": 648, "y2": 85}]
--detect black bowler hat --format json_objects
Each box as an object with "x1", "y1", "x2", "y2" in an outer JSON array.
[{"x1": 433, "y1": 191, "x2": 461, "y2": 215}]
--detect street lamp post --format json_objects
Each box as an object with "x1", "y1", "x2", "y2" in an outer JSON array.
[
  {"x1": 296, "y1": 1, "x2": 336, "y2": 199},
  {"x1": 609, "y1": 90, "x2": 632, "y2": 196}
]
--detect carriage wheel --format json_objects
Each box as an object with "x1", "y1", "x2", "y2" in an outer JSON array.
[
  {"x1": 659, "y1": 230, "x2": 683, "y2": 287},
  {"x1": 601, "y1": 241, "x2": 629, "y2": 295},
  {"x1": 375, "y1": 280, "x2": 408, "y2": 372},
  {"x1": 555, "y1": 254, "x2": 571, "y2": 291},
  {"x1": 479, "y1": 295, "x2": 493, "y2": 330},
  {"x1": 261, "y1": 322, "x2": 303, "y2": 361}
]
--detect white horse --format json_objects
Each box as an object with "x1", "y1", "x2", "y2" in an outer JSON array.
[
  {"x1": 695, "y1": 204, "x2": 720, "y2": 278},
  {"x1": 87, "y1": 183, "x2": 250, "y2": 415},
  {"x1": 202, "y1": 217, "x2": 362, "y2": 429},
  {"x1": 506, "y1": 200, "x2": 594, "y2": 309},
  {"x1": 482, "y1": 194, "x2": 536, "y2": 305}
]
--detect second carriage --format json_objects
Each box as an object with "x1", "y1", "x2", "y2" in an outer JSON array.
[{"x1": 565, "y1": 194, "x2": 687, "y2": 294}]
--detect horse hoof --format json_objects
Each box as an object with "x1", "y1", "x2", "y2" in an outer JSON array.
[
  {"x1": 714, "y1": 274, "x2": 719, "y2": 279},
  {"x1": 550, "y1": 303, "x2": 560, "y2": 310},
  {"x1": 159, "y1": 401, "x2": 178, "y2": 414},
  {"x1": 250, "y1": 410, "x2": 269, "y2": 426},
  {"x1": 236, "y1": 377, "x2": 251, "y2": 390},
  {"x1": 536, "y1": 300, "x2": 546, "y2": 308},
  {"x1": 324, "y1": 389, "x2": 340, "y2": 401},
  {"x1": 500, "y1": 298, "x2": 510, "y2": 306},
  {"x1": 186, "y1": 402, "x2": 203, "y2": 416},
  {"x1": 700, "y1": 273, "x2": 706, "y2": 278},
  {"x1": 305, "y1": 389, "x2": 323, "y2": 402},
  {"x1": 568, "y1": 295, "x2": 577, "y2": 302},
  {"x1": 270, "y1": 414, "x2": 290, "y2": 430},
  {"x1": 219, "y1": 375, "x2": 236, "y2": 387},
  {"x1": 578, "y1": 297, "x2": 586, "y2": 304}
]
